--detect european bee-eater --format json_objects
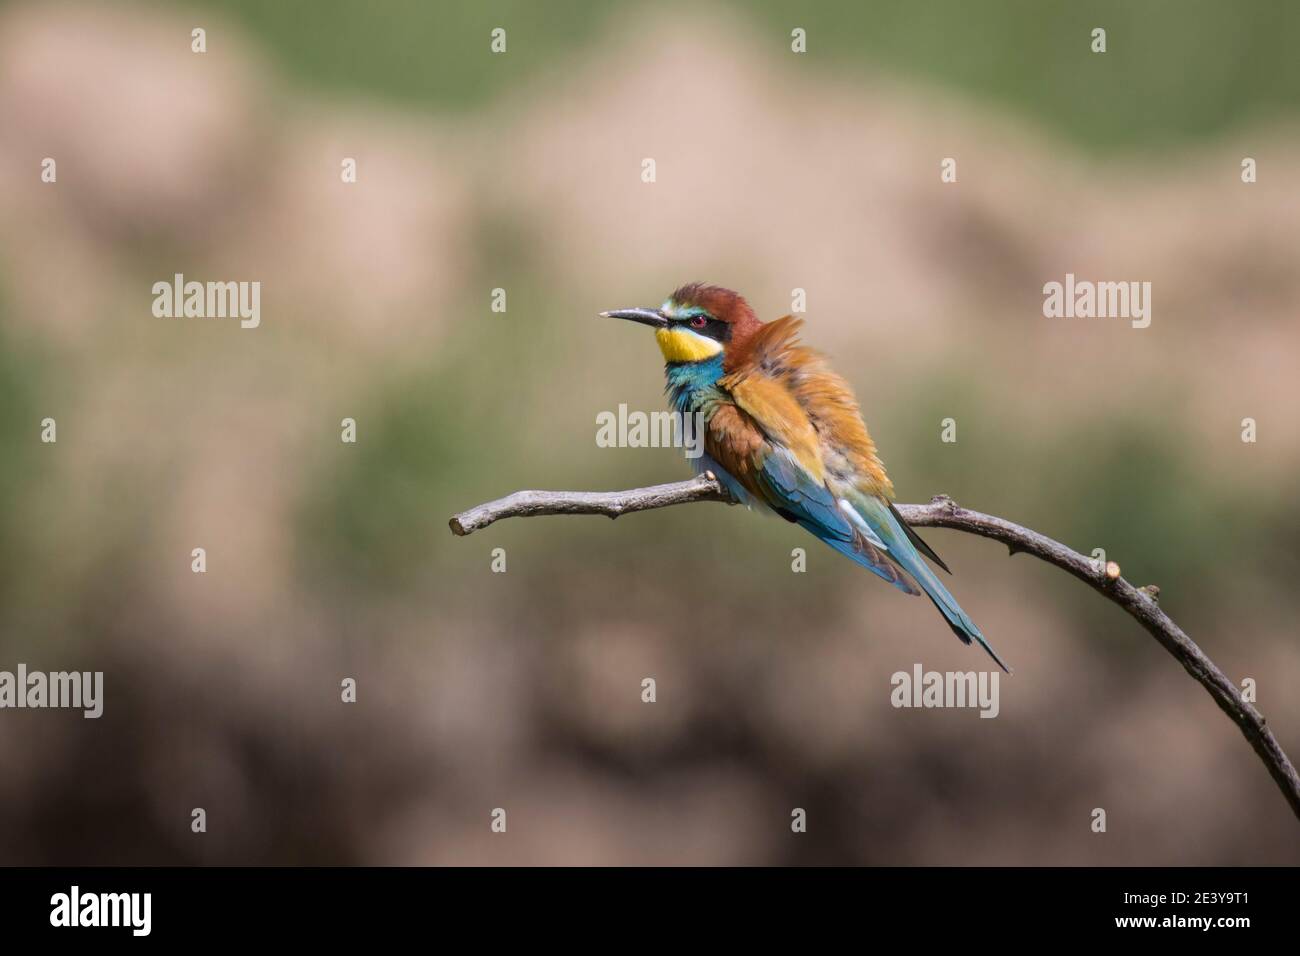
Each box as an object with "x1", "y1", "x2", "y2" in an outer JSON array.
[{"x1": 602, "y1": 283, "x2": 1010, "y2": 673}]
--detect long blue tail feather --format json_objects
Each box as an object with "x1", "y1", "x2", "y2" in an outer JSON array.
[{"x1": 850, "y1": 494, "x2": 1012, "y2": 674}]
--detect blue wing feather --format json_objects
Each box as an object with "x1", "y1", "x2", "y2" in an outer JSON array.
[{"x1": 718, "y1": 448, "x2": 920, "y2": 595}]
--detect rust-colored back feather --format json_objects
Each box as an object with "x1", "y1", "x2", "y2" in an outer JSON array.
[{"x1": 721, "y1": 316, "x2": 894, "y2": 498}]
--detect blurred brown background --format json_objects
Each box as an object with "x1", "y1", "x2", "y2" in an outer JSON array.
[{"x1": 0, "y1": 0, "x2": 1298, "y2": 864}]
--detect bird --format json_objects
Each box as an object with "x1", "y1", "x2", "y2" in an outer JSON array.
[{"x1": 601, "y1": 282, "x2": 1010, "y2": 673}]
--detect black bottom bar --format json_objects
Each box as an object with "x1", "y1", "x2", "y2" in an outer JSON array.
[{"x1": 0, "y1": 866, "x2": 1285, "y2": 942}]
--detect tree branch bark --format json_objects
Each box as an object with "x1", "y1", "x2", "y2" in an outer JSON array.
[{"x1": 449, "y1": 473, "x2": 1300, "y2": 822}]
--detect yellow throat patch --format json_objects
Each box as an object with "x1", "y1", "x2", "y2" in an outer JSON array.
[{"x1": 655, "y1": 326, "x2": 723, "y2": 363}]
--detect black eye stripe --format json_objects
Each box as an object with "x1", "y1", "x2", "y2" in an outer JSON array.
[{"x1": 675, "y1": 316, "x2": 729, "y2": 342}]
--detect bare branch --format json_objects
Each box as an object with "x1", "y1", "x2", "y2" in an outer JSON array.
[
  {"x1": 449, "y1": 476, "x2": 1300, "y2": 821},
  {"x1": 448, "y1": 473, "x2": 733, "y2": 536}
]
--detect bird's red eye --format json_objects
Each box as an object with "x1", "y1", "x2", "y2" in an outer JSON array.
[{"x1": 690, "y1": 315, "x2": 708, "y2": 330}]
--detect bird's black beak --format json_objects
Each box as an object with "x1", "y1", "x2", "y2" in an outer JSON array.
[{"x1": 600, "y1": 307, "x2": 668, "y2": 328}]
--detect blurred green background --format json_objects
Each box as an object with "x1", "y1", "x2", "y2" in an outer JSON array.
[
  {"x1": 217, "y1": 0, "x2": 1300, "y2": 150},
  {"x1": 0, "y1": 0, "x2": 1297, "y2": 863}
]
